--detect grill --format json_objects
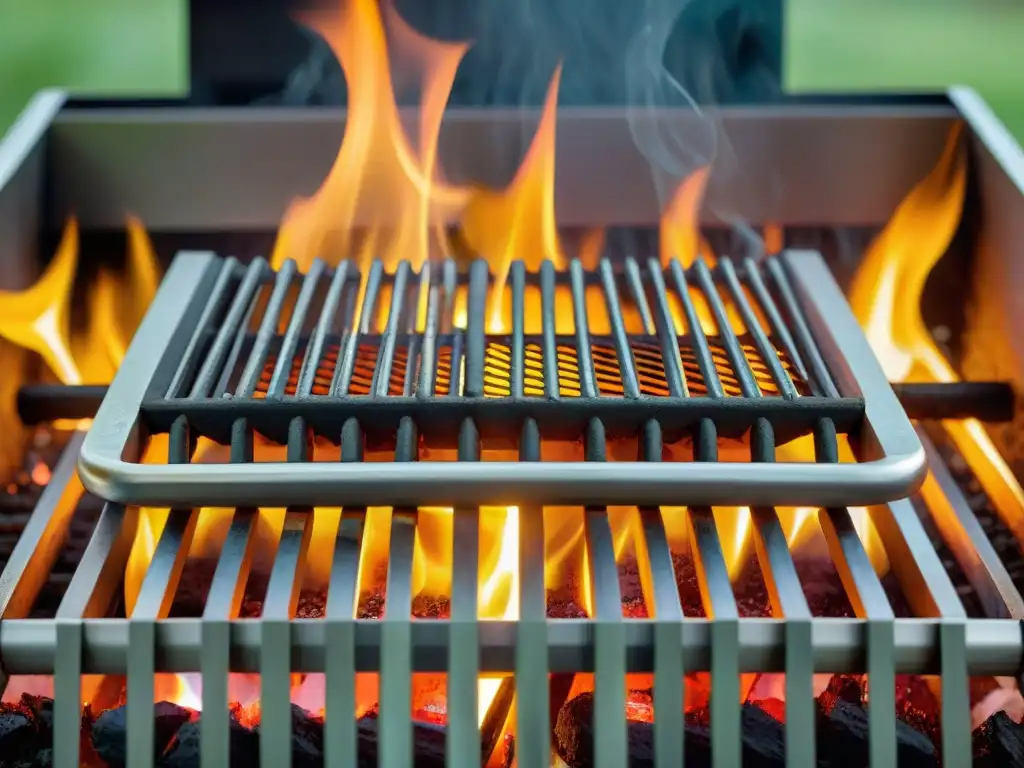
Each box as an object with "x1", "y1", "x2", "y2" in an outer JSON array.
[
  {"x1": 78, "y1": 249, "x2": 921, "y2": 509},
  {"x1": 3, "y1": 87, "x2": 1024, "y2": 768}
]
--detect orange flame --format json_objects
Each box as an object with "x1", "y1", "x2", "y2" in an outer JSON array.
[
  {"x1": 660, "y1": 166, "x2": 713, "y2": 268},
  {"x1": 270, "y1": 0, "x2": 469, "y2": 272},
  {"x1": 460, "y1": 67, "x2": 566, "y2": 332},
  {"x1": 850, "y1": 122, "x2": 1024, "y2": 544}
]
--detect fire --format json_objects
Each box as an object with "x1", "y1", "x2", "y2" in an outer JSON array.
[
  {"x1": 269, "y1": 0, "x2": 470, "y2": 273},
  {"x1": 850, "y1": 122, "x2": 1024, "y2": 545},
  {"x1": 460, "y1": 68, "x2": 566, "y2": 332},
  {"x1": 660, "y1": 166, "x2": 713, "y2": 268},
  {"x1": 0, "y1": 216, "x2": 161, "y2": 479}
]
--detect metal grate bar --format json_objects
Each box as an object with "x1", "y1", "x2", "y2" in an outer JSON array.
[
  {"x1": 765, "y1": 257, "x2": 839, "y2": 398},
  {"x1": 511, "y1": 260, "x2": 527, "y2": 398},
  {"x1": 260, "y1": 508, "x2": 313, "y2": 768},
  {"x1": 332, "y1": 259, "x2": 384, "y2": 396},
  {"x1": 267, "y1": 258, "x2": 326, "y2": 396},
  {"x1": 644, "y1": 258, "x2": 688, "y2": 397},
  {"x1": 741, "y1": 256, "x2": 810, "y2": 387},
  {"x1": 666, "y1": 259, "x2": 724, "y2": 397},
  {"x1": 379, "y1": 416, "x2": 418, "y2": 768},
  {"x1": 623, "y1": 256, "x2": 656, "y2": 334},
  {"x1": 53, "y1": 618, "x2": 83, "y2": 768},
  {"x1": 815, "y1": 419, "x2": 897, "y2": 767},
  {"x1": 297, "y1": 261, "x2": 350, "y2": 396},
  {"x1": 201, "y1": 509, "x2": 255, "y2": 768},
  {"x1": 584, "y1": 417, "x2": 628, "y2": 768},
  {"x1": 167, "y1": 256, "x2": 241, "y2": 398},
  {"x1": 748, "y1": 418, "x2": 815, "y2": 767},
  {"x1": 718, "y1": 257, "x2": 798, "y2": 398},
  {"x1": 463, "y1": 259, "x2": 489, "y2": 397},
  {"x1": 187, "y1": 257, "x2": 267, "y2": 399},
  {"x1": 237, "y1": 259, "x2": 298, "y2": 397},
  {"x1": 691, "y1": 258, "x2": 760, "y2": 398},
  {"x1": 127, "y1": 417, "x2": 198, "y2": 768},
  {"x1": 516, "y1": 417, "x2": 549, "y2": 768},
  {"x1": 402, "y1": 264, "x2": 430, "y2": 396},
  {"x1": 325, "y1": 504, "x2": 364, "y2": 768},
  {"x1": 919, "y1": 428, "x2": 1024, "y2": 617},
  {"x1": 372, "y1": 261, "x2": 413, "y2": 397},
  {"x1": 687, "y1": 418, "x2": 741, "y2": 768},
  {"x1": 540, "y1": 260, "x2": 560, "y2": 399},
  {"x1": 598, "y1": 258, "x2": 640, "y2": 398},
  {"x1": 418, "y1": 261, "x2": 454, "y2": 397},
  {"x1": 448, "y1": 418, "x2": 481, "y2": 768},
  {"x1": 0, "y1": 430, "x2": 85, "y2": 619},
  {"x1": 324, "y1": 416, "x2": 366, "y2": 767},
  {"x1": 569, "y1": 259, "x2": 598, "y2": 397},
  {"x1": 638, "y1": 420, "x2": 685, "y2": 767},
  {"x1": 56, "y1": 502, "x2": 135, "y2": 620}
]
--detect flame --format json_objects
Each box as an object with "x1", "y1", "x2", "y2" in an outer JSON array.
[
  {"x1": 849, "y1": 122, "x2": 1024, "y2": 543},
  {"x1": 0, "y1": 219, "x2": 81, "y2": 385},
  {"x1": 660, "y1": 166, "x2": 713, "y2": 268},
  {"x1": 409, "y1": 505, "x2": 519, "y2": 724},
  {"x1": 271, "y1": 0, "x2": 469, "y2": 273},
  {"x1": 460, "y1": 68, "x2": 565, "y2": 332}
]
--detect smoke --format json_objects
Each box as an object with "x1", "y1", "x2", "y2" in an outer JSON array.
[
  {"x1": 266, "y1": 0, "x2": 784, "y2": 256},
  {"x1": 270, "y1": 0, "x2": 782, "y2": 109},
  {"x1": 624, "y1": 0, "x2": 784, "y2": 254},
  {"x1": 624, "y1": 0, "x2": 716, "y2": 216}
]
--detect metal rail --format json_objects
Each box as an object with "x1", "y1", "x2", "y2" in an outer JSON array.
[{"x1": 76, "y1": 250, "x2": 926, "y2": 508}]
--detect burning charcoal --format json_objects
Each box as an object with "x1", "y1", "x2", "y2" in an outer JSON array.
[
  {"x1": 816, "y1": 699, "x2": 938, "y2": 767},
  {"x1": 253, "y1": 705, "x2": 323, "y2": 767},
  {"x1": 553, "y1": 692, "x2": 786, "y2": 767},
  {"x1": 672, "y1": 552, "x2": 705, "y2": 617},
  {"x1": 973, "y1": 711, "x2": 1024, "y2": 767},
  {"x1": 0, "y1": 694, "x2": 58, "y2": 767},
  {"x1": 894, "y1": 676, "x2": 941, "y2": 750},
  {"x1": 732, "y1": 565, "x2": 772, "y2": 618},
  {"x1": 0, "y1": 702, "x2": 38, "y2": 760},
  {"x1": 356, "y1": 713, "x2": 447, "y2": 767},
  {"x1": 295, "y1": 589, "x2": 327, "y2": 619},
  {"x1": 411, "y1": 594, "x2": 451, "y2": 618},
  {"x1": 357, "y1": 588, "x2": 386, "y2": 619},
  {"x1": 618, "y1": 556, "x2": 646, "y2": 618},
  {"x1": 92, "y1": 701, "x2": 192, "y2": 767},
  {"x1": 159, "y1": 712, "x2": 260, "y2": 767},
  {"x1": 818, "y1": 674, "x2": 865, "y2": 713},
  {"x1": 794, "y1": 557, "x2": 855, "y2": 617},
  {"x1": 497, "y1": 733, "x2": 515, "y2": 768}
]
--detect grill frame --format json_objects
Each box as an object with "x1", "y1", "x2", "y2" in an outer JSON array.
[
  {"x1": 76, "y1": 249, "x2": 925, "y2": 509},
  {"x1": 5, "y1": 428, "x2": 1024, "y2": 768}
]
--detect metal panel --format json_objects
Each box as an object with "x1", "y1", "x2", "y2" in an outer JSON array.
[{"x1": 46, "y1": 104, "x2": 959, "y2": 229}]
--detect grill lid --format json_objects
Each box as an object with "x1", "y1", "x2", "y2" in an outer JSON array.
[{"x1": 76, "y1": 249, "x2": 925, "y2": 508}]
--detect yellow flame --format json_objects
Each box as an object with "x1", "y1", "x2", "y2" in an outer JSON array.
[
  {"x1": 850, "y1": 121, "x2": 1024, "y2": 537},
  {"x1": 0, "y1": 219, "x2": 82, "y2": 384},
  {"x1": 271, "y1": 0, "x2": 469, "y2": 272}
]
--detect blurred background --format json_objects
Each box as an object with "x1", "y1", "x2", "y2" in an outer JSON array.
[{"x1": 0, "y1": 0, "x2": 1021, "y2": 136}]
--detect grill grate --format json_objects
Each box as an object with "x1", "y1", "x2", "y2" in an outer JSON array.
[
  {"x1": 4, "y1": 427, "x2": 1022, "y2": 767},
  {"x1": 76, "y1": 250, "x2": 925, "y2": 509}
]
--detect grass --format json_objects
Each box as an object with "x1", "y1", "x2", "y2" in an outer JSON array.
[
  {"x1": 0, "y1": 0, "x2": 1020, "y2": 137},
  {"x1": 785, "y1": 0, "x2": 1024, "y2": 138},
  {"x1": 0, "y1": 0, "x2": 186, "y2": 130}
]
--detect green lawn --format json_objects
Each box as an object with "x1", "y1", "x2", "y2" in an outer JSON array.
[
  {"x1": 786, "y1": 0, "x2": 1024, "y2": 139},
  {"x1": 0, "y1": 0, "x2": 1020, "y2": 137},
  {"x1": 0, "y1": 0, "x2": 186, "y2": 130}
]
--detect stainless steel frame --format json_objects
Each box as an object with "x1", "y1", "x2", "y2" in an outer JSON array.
[
  {"x1": 75, "y1": 250, "x2": 926, "y2": 509},
  {"x1": 3, "y1": 426, "x2": 1021, "y2": 767}
]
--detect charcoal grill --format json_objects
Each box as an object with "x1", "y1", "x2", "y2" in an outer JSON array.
[{"x1": 3, "y1": 87, "x2": 1024, "y2": 768}]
